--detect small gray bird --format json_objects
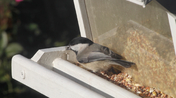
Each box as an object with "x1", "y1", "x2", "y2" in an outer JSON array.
[{"x1": 67, "y1": 37, "x2": 135, "y2": 72}]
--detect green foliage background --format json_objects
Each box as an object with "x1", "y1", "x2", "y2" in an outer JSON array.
[
  {"x1": 0, "y1": 0, "x2": 23, "y2": 97},
  {"x1": 0, "y1": 0, "x2": 79, "y2": 97},
  {"x1": 0, "y1": 1, "x2": 36, "y2": 98}
]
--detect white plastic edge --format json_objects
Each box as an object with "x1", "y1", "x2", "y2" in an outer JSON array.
[
  {"x1": 53, "y1": 58, "x2": 141, "y2": 98},
  {"x1": 12, "y1": 55, "x2": 104, "y2": 98},
  {"x1": 126, "y1": 0, "x2": 146, "y2": 8},
  {"x1": 74, "y1": 0, "x2": 87, "y2": 37},
  {"x1": 167, "y1": 12, "x2": 176, "y2": 55}
]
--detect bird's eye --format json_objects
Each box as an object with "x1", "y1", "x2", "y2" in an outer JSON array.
[{"x1": 66, "y1": 46, "x2": 71, "y2": 50}]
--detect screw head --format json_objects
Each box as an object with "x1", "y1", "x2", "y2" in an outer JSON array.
[{"x1": 21, "y1": 70, "x2": 25, "y2": 79}]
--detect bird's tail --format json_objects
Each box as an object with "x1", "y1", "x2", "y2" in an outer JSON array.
[{"x1": 112, "y1": 59, "x2": 135, "y2": 68}]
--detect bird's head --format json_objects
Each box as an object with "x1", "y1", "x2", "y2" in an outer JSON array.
[{"x1": 67, "y1": 37, "x2": 93, "y2": 54}]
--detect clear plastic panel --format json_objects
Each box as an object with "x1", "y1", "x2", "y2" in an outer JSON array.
[{"x1": 83, "y1": 0, "x2": 176, "y2": 97}]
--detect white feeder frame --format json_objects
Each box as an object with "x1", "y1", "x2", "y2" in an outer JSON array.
[
  {"x1": 11, "y1": 0, "x2": 176, "y2": 97},
  {"x1": 126, "y1": 0, "x2": 146, "y2": 8},
  {"x1": 167, "y1": 12, "x2": 176, "y2": 55},
  {"x1": 12, "y1": 46, "x2": 140, "y2": 98},
  {"x1": 11, "y1": 0, "x2": 151, "y2": 97}
]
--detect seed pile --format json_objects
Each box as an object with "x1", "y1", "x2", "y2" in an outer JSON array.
[
  {"x1": 98, "y1": 72, "x2": 173, "y2": 98},
  {"x1": 75, "y1": 62, "x2": 173, "y2": 98}
]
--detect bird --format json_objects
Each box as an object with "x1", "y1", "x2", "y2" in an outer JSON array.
[{"x1": 66, "y1": 37, "x2": 135, "y2": 72}]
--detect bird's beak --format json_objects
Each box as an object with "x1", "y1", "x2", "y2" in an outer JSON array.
[{"x1": 66, "y1": 46, "x2": 71, "y2": 50}]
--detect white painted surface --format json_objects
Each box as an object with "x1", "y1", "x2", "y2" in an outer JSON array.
[
  {"x1": 74, "y1": 0, "x2": 87, "y2": 37},
  {"x1": 126, "y1": 0, "x2": 145, "y2": 8},
  {"x1": 31, "y1": 46, "x2": 66, "y2": 62},
  {"x1": 12, "y1": 55, "x2": 104, "y2": 98},
  {"x1": 167, "y1": 12, "x2": 176, "y2": 55},
  {"x1": 12, "y1": 46, "x2": 141, "y2": 98},
  {"x1": 74, "y1": 0, "x2": 92, "y2": 38},
  {"x1": 53, "y1": 58, "x2": 140, "y2": 98},
  {"x1": 31, "y1": 46, "x2": 68, "y2": 69}
]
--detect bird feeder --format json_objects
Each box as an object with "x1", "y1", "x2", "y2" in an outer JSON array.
[
  {"x1": 12, "y1": 46, "x2": 140, "y2": 98},
  {"x1": 12, "y1": 0, "x2": 176, "y2": 97},
  {"x1": 74, "y1": 0, "x2": 176, "y2": 97}
]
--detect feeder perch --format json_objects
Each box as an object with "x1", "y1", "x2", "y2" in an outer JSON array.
[{"x1": 12, "y1": 47, "x2": 140, "y2": 98}]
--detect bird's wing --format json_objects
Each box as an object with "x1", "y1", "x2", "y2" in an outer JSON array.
[
  {"x1": 99, "y1": 45, "x2": 123, "y2": 59},
  {"x1": 77, "y1": 43, "x2": 123, "y2": 62},
  {"x1": 87, "y1": 52, "x2": 134, "y2": 68},
  {"x1": 88, "y1": 52, "x2": 134, "y2": 68},
  {"x1": 77, "y1": 51, "x2": 114, "y2": 63},
  {"x1": 87, "y1": 52, "x2": 116, "y2": 62}
]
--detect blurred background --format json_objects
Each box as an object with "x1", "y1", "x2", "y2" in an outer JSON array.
[{"x1": 0, "y1": 0, "x2": 80, "y2": 97}]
